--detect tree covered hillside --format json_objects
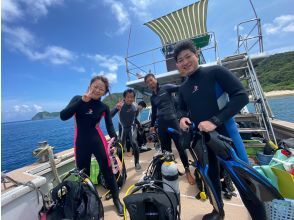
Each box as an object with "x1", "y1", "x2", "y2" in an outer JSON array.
[{"x1": 256, "y1": 51, "x2": 294, "y2": 92}]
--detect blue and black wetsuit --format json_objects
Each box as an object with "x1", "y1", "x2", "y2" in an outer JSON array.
[
  {"x1": 111, "y1": 103, "x2": 140, "y2": 166},
  {"x1": 60, "y1": 95, "x2": 119, "y2": 199},
  {"x1": 178, "y1": 65, "x2": 249, "y2": 210},
  {"x1": 151, "y1": 84, "x2": 190, "y2": 169}
]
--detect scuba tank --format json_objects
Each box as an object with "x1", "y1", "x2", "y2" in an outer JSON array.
[{"x1": 161, "y1": 152, "x2": 180, "y2": 194}]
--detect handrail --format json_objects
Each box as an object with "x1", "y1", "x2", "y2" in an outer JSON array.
[
  {"x1": 125, "y1": 32, "x2": 219, "y2": 81},
  {"x1": 236, "y1": 18, "x2": 264, "y2": 54}
]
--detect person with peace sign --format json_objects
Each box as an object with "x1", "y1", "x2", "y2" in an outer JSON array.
[{"x1": 60, "y1": 75, "x2": 124, "y2": 216}]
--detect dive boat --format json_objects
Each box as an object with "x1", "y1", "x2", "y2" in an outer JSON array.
[{"x1": 1, "y1": 1, "x2": 294, "y2": 220}]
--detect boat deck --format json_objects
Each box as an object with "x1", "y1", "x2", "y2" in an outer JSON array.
[{"x1": 98, "y1": 143, "x2": 251, "y2": 220}]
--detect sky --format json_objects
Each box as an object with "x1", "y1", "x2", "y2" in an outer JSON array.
[{"x1": 1, "y1": 0, "x2": 294, "y2": 122}]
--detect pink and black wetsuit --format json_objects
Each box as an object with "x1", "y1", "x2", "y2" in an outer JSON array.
[{"x1": 60, "y1": 95, "x2": 119, "y2": 198}]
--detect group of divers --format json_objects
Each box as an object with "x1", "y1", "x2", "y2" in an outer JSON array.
[{"x1": 60, "y1": 40, "x2": 282, "y2": 220}]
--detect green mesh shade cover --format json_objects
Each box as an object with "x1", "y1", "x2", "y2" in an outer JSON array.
[{"x1": 145, "y1": 0, "x2": 209, "y2": 45}]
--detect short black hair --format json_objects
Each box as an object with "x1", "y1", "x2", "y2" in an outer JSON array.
[
  {"x1": 123, "y1": 89, "x2": 136, "y2": 98},
  {"x1": 144, "y1": 73, "x2": 156, "y2": 82},
  {"x1": 138, "y1": 101, "x2": 147, "y2": 108},
  {"x1": 173, "y1": 40, "x2": 197, "y2": 62}
]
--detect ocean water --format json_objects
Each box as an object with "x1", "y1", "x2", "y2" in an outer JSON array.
[{"x1": 1, "y1": 96, "x2": 293, "y2": 172}]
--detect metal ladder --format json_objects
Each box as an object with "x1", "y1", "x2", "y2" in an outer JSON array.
[{"x1": 221, "y1": 53, "x2": 277, "y2": 144}]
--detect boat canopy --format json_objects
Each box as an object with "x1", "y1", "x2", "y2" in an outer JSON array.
[{"x1": 144, "y1": 0, "x2": 209, "y2": 46}]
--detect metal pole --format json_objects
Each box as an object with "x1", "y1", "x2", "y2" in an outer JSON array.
[
  {"x1": 126, "y1": 26, "x2": 132, "y2": 81},
  {"x1": 248, "y1": 0, "x2": 258, "y2": 18}
]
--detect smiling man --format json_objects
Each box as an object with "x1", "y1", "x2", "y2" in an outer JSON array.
[{"x1": 174, "y1": 40, "x2": 249, "y2": 220}]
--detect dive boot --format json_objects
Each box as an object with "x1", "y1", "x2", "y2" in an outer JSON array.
[
  {"x1": 202, "y1": 209, "x2": 224, "y2": 220},
  {"x1": 113, "y1": 198, "x2": 123, "y2": 216}
]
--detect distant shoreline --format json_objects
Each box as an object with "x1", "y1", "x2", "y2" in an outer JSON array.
[{"x1": 264, "y1": 90, "x2": 294, "y2": 97}]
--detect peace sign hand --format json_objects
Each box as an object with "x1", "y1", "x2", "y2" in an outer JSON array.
[
  {"x1": 116, "y1": 98, "x2": 124, "y2": 110},
  {"x1": 82, "y1": 87, "x2": 93, "y2": 102}
]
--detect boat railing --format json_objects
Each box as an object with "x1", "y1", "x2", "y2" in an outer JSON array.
[
  {"x1": 236, "y1": 18, "x2": 264, "y2": 55},
  {"x1": 125, "y1": 31, "x2": 220, "y2": 81}
]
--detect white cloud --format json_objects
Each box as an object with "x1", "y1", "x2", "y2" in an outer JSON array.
[
  {"x1": 283, "y1": 23, "x2": 294, "y2": 32},
  {"x1": 1, "y1": 0, "x2": 23, "y2": 22},
  {"x1": 87, "y1": 54, "x2": 125, "y2": 72},
  {"x1": 105, "y1": 73, "x2": 118, "y2": 83},
  {"x1": 103, "y1": 0, "x2": 131, "y2": 34},
  {"x1": 13, "y1": 104, "x2": 43, "y2": 113},
  {"x1": 2, "y1": 1, "x2": 73, "y2": 65},
  {"x1": 22, "y1": 0, "x2": 64, "y2": 20},
  {"x1": 41, "y1": 46, "x2": 75, "y2": 64},
  {"x1": 129, "y1": 0, "x2": 154, "y2": 9},
  {"x1": 2, "y1": 26, "x2": 75, "y2": 65},
  {"x1": 264, "y1": 14, "x2": 294, "y2": 35},
  {"x1": 33, "y1": 104, "x2": 43, "y2": 112},
  {"x1": 92, "y1": 71, "x2": 118, "y2": 83},
  {"x1": 2, "y1": 0, "x2": 64, "y2": 23},
  {"x1": 128, "y1": 0, "x2": 155, "y2": 21},
  {"x1": 14, "y1": 104, "x2": 32, "y2": 113}
]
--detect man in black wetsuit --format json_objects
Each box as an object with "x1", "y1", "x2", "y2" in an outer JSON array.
[
  {"x1": 174, "y1": 40, "x2": 249, "y2": 220},
  {"x1": 144, "y1": 73, "x2": 195, "y2": 185},
  {"x1": 111, "y1": 89, "x2": 142, "y2": 170}
]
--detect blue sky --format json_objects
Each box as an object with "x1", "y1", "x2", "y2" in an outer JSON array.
[{"x1": 2, "y1": 0, "x2": 294, "y2": 122}]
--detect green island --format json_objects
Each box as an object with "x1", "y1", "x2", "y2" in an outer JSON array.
[{"x1": 32, "y1": 111, "x2": 60, "y2": 120}]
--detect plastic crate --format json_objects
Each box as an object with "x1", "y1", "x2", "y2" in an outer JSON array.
[{"x1": 265, "y1": 199, "x2": 294, "y2": 220}]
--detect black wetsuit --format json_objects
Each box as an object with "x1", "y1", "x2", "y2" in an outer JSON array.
[
  {"x1": 178, "y1": 66, "x2": 249, "y2": 213},
  {"x1": 111, "y1": 103, "x2": 140, "y2": 165},
  {"x1": 150, "y1": 84, "x2": 190, "y2": 169},
  {"x1": 60, "y1": 95, "x2": 119, "y2": 199}
]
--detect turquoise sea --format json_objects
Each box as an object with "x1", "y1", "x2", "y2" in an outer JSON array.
[{"x1": 1, "y1": 96, "x2": 294, "y2": 172}]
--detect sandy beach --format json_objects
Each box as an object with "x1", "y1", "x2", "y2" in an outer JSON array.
[{"x1": 264, "y1": 90, "x2": 294, "y2": 97}]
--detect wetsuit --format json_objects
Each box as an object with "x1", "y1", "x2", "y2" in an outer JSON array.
[
  {"x1": 178, "y1": 65, "x2": 249, "y2": 213},
  {"x1": 111, "y1": 103, "x2": 140, "y2": 166},
  {"x1": 60, "y1": 95, "x2": 119, "y2": 199},
  {"x1": 150, "y1": 84, "x2": 190, "y2": 169}
]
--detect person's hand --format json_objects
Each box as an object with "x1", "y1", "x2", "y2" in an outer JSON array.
[
  {"x1": 198, "y1": 120, "x2": 217, "y2": 132},
  {"x1": 150, "y1": 127, "x2": 156, "y2": 133},
  {"x1": 82, "y1": 87, "x2": 93, "y2": 102},
  {"x1": 116, "y1": 99, "x2": 124, "y2": 110},
  {"x1": 180, "y1": 117, "x2": 191, "y2": 131}
]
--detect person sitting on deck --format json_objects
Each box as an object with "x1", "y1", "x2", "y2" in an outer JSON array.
[
  {"x1": 111, "y1": 89, "x2": 142, "y2": 171},
  {"x1": 144, "y1": 73, "x2": 196, "y2": 185},
  {"x1": 174, "y1": 40, "x2": 249, "y2": 220}
]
